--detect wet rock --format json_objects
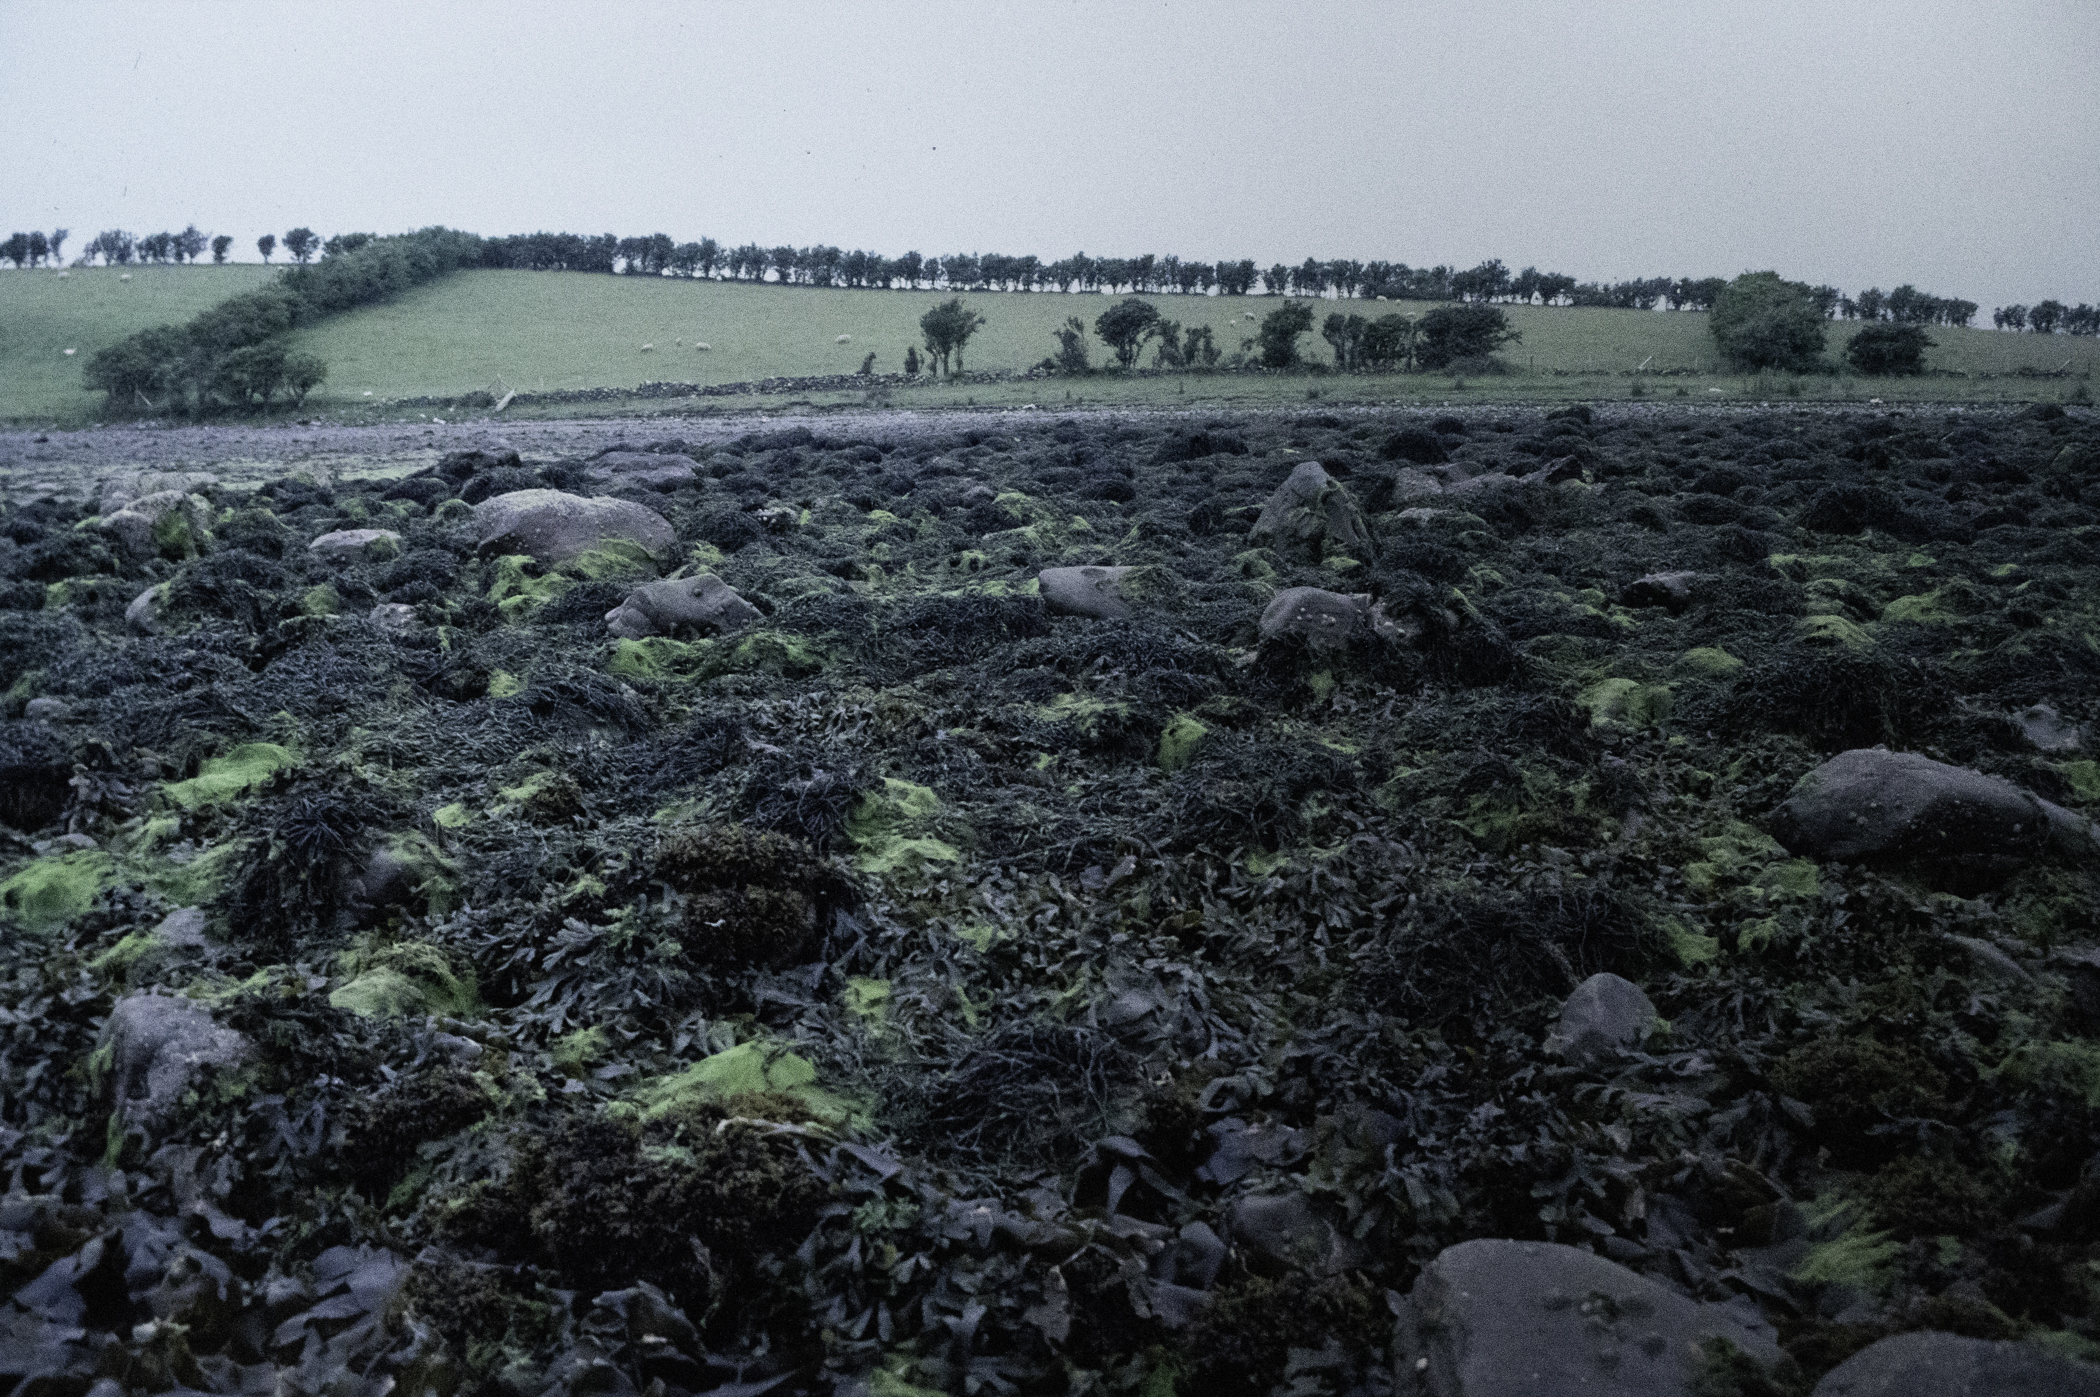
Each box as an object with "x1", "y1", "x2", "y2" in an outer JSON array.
[
  {"x1": 435, "y1": 443, "x2": 522, "y2": 483},
  {"x1": 471, "y1": 489, "x2": 677, "y2": 567},
  {"x1": 367, "y1": 603, "x2": 418, "y2": 635},
  {"x1": 22, "y1": 697, "x2": 71, "y2": 723},
  {"x1": 154, "y1": 907, "x2": 211, "y2": 951},
  {"x1": 584, "y1": 451, "x2": 700, "y2": 491},
  {"x1": 125, "y1": 583, "x2": 165, "y2": 634},
  {"x1": 99, "y1": 470, "x2": 217, "y2": 516},
  {"x1": 100, "y1": 491, "x2": 213, "y2": 559},
  {"x1": 1810, "y1": 1331, "x2": 2096, "y2": 1396},
  {"x1": 2015, "y1": 703, "x2": 2083, "y2": 753},
  {"x1": 1227, "y1": 1191, "x2": 1351, "y2": 1273},
  {"x1": 605, "y1": 574, "x2": 762, "y2": 639},
  {"x1": 1767, "y1": 749, "x2": 2070, "y2": 874},
  {"x1": 1250, "y1": 462, "x2": 1371, "y2": 561},
  {"x1": 1396, "y1": 1238, "x2": 1782, "y2": 1397},
  {"x1": 1623, "y1": 571, "x2": 1699, "y2": 613},
  {"x1": 1039, "y1": 565, "x2": 1138, "y2": 620},
  {"x1": 1258, "y1": 586, "x2": 1410, "y2": 650},
  {"x1": 308, "y1": 528, "x2": 404, "y2": 565},
  {"x1": 1549, "y1": 972, "x2": 1656, "y2": 1066},
  {"x1": 102, "y1": 994, "x2": 249, "y2": 1135}
]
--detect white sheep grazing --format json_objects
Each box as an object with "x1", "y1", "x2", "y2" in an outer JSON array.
[
  {"x1": 836, "y1": 334, "x2": 852, "y2": 344},
  {"x1": 120, "y1": 273, "x2": 132, "y2": 282},
  {"x1": 641, "y1": 343, "x2": 655, "y2": 351},
  {"x1": 694, "y1": 342, "x2": 711, "y2": 351},
  {"x1": 62, "y1": 348, "x2": 76, "y2": 356}
]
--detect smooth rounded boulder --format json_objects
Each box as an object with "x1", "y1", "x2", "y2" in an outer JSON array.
[
  {"x1": 1395, "y1": 1238, "x2": 1782, "y2": 1396},
  {"x1": 1811, "y1": 1331, "x2": 2095, "y2": 1396},
  {"x1": 1768, "y1": 748, "x2": 2094, "y2": 874},
  {"x1": 1258, "y1": 586, "x2": 1409, "y2": 650},
  {"x1": 1250, "y1": 461, "x2": 1371, "y2": 561},
  {"x1": 1550, "y1": 972, "x2": 1656, "y2": 1066},
  {"x1": 99, "y1": 490, "x2": 213, "y2": 559},
  {"x1": 585, "y1": 451, "x2": 700, "y2": 491},
  {"x1": 102, "y1": 994, "x2": 249, "y2": 1137},
  {"x1": 308, "y1": 528, "x2": 404, "y2": 565},
  {"x1": 605, "y1": 573, "x2": 762, "y2": 639},
  {"x1": 1039, "y1": 565, "x2": 1140, "y2": 620},
  {"x1": 471, "y1": 489, "x2": 676, "y2": 567}
]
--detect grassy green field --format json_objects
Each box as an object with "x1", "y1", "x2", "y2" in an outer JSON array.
[
  {"x1": 4, "y1": 265, "x2": 2094, "y2": 423},
  {"x1": 0, "y1": 265, "x2": 282, "y2": 422}
]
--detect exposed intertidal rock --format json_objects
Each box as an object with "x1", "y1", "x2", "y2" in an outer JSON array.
[
  {"x1": 604, "y1": 573, "x2": 762, "y2": 639},
  {"x1": 308, "y1": 527, "x2": 405, "y2": 565},
  {"x1": 1258, "y1": 585, "x2": 1410, "y2": 649},
  {"x1": 1250, "y1": 460, "x2": 1371, "y2": 561},
  {"x1": 1037, "y1": 564, "x2": 1182, "y2": 620},
  {"x1": 470, "y1": 488, "x2": 676, "y2": 567}
]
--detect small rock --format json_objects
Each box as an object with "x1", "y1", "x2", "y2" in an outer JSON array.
[
  {"x1": 102, "y1": 994, "x2": 249, "y2": 1136},
  {"x1": 308, "y1": 528, "x2": 405, "y2": 565},
  {"x1": 604, "y1": 574, "x2": 762, "y2": 639},
  {"x1": 2014, "y1": 703, "x2": 2083, "y2": 754},
  {"x1": 368, "y1": 603, "x2": 418, "y2": 635},
  {"x1": 1040, "y1": 565, "x2": 1138, "y2": 620},
  {"x1": 1258, "y1": 586, "x2": 1410, "y2": 650},
  {"x1": 1768, "y1": 749, "x2": 2072, "y2": 876},
  {"x1": 1397, "y1": 1238, "x2": 1782, "y2": 1396},
  {"x1": 22, "y1": 697, "x2": 71, "y2": 723},
  {"x1": 472, "y1": 489, "x2": 676, "y2": 567},
  {"x1": 1810, "y1": 1330, "x2": 2096, "y2": 1396},
  {"x1": 99, "y1": 490, "x2": 213, "y2": 559},
  {"x1": 154, "y1": 907, "x2": 211, "y2": 950},
  {"x1": 1550, "y1": 972, "x2": 1656, "y2": 1066},
  {"x1": 1227, "y1": 1192, "x2": 1350, "y2": 1274},
  {"x1": 99, "y1": 470, "x2": 217, "y2": 516},
  {"x1": 125, "y1": 583, "x2": 165, "y2": 634},
  {"x1": 584, "y1": 450, "x2": 699, "y2": 491},
  {"x1": 1622, "y1": 571, "x2": 1700, "y2": 613},
  {"x1": 434, "y1": 443, "x2": 522, "y2": 483},
  {"x1": 1250, "y1": 462, "x2": 1371, "y2": 561}
]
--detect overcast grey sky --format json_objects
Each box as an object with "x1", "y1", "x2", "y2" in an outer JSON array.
[{"x1": 5, "y1": 0, "x2": 2095, "y2": 310}]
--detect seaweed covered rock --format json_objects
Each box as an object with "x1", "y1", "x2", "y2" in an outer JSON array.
[
  {"x1": 308, "y1": 528, "x2": 404, "y2": 565},
  {"x1": 1810, "y1": 1331, "x2": 2096, "y2": 1396},
  {"x1": 470, "y1": 489, "x2": 676, "y2": 568},
  {"x1": 1396, "y1": 1239, "x2": 1783, "y2": 1396},
  {"x1": 1548, "y1": 972, "x2": 1656, "y2": 1066},
  {"x1": 605, "y1": 573, "x2": 761, "y2": 640},
  {"x1": 102, "y1": 993, "x2": 250, "y2": 1136},
  {"x1": 654, "y1": 824, "x2": 849, "y2": 970},
  {"x1": 99, "y1": 490, "x2": 213, "y2": 560},
  {"x1": 1258, "y1": 587, "x2": 1409, "y2": 651},
  {"x1": 2014, "y1": 703, "x2": 2083, "y2": 754},
  {"x1": 1250, "y1": 462, "x2": 1371, "y2": 562},
  {"x1": 99, "y1": 470, "x2": 217, "y2": 516},
  {"x1": 434, "y1": 442, "x2": 523, "y2": 483},
  {"x1": 1038, "y1": 564, "x2": 1180, "y2": 621},
  {"x1": 584, "y1": 450, "x2": 700, "y2": 491},
  {"x1": 1768, "y1": 749, "x2": 2095, "y2": 874},
  {"x1": 1622, "y1": 570, "x2": 1700, "y2": 613}
]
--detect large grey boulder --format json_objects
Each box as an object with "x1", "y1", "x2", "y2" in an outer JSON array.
[
  {"x1": 471, "y1": 489, "x2": 676, "y2": 567},
  {"x1": 102, "y1": 994, "x2": 249, "y2": 1135},
  {"x1": 1768, "y1": 749, "x2": 2094, "y2": 874},
  {"x1": 1258, "y1": 587, "x2": 1410, "y2": 651},
  {"x1": 1250, "y1": 462, "x2": 1371, "y2": 561},
  {"x1": 1550, "y1": 973, "x2": 1657, "y2": 1066},
  {"x1": 99, "y1": 470, "x2": 217, "y2": 516},
  {"x1": 99, "y1": 490, "x2": 213, "y2": 559},
  {"x1": 1811, "y1": 1331, "x2": 2095, "y2": 1396},
  {"x1": 124, "y1": 583, "x2": 166, "y2": 635},
  {"x1": 604, "y1": 574, "x2": 762, "y2": 639},
  {"x1": 308, "y1": 528, "x2": 404, "y2": 565},
  {"x1": 584, "y1": 451, "x2": 699, "y2": 491},
  {"x1": 1396, "y1": 1239, "x2": 1782, "y2": 1396},
  {"x1": 1039, "y1": 565, "x2": 1146, "y2": 620}
]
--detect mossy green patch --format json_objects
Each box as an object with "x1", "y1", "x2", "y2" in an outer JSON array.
[
  {"x1": 0, "y1": 851, "x2": 114, "y2": 931},
  {"x1": 487, "y1": 554, "x2": 572, "y2": 617},
  {"x1": 631, "y1": 1039, "x2": 853, "y2": 1124},
  {"x1": 732, "y1": 632, "x2": 825, "y2": 677},
  {"x1": 1577, "y1": 677, "x2": 1673, "y2": 728},
  {"x1": 1991, "y1": 1039, "x2": 2100, "y2": 1109},
  {"x1": 1158, "y1": 714, "x2": 1209, "y2": 772},
  {"x1": 1684, "y1": 823, "x2": 1813, "y2": 900},
  {"x1": 1791, "y1": 1210, "x2": 1900, "y2": 1292},
  {"x1": 847, "y1": 778, "x2": 960, "y2": 877},
  {"x1": 1676, "y1": 646, "x2": 1744, "y2": 679},
  {"x1": 432, "y1": 802, "x2": 474, "y2": 830},
  {"x1": 2058, "y1": 760, "x2": 2100, "y2": 802},
  {"x1": 1796, "y1": 613, "x2": 1874, "y2": 649},
  {"x1": 486, "y1": 668, "x2": 526, "y2": 698},
  {"x1": 146, "y1": 839, "x2": 247, "y2": 905},
  {"x1": 90, "y1": 931, "x2": 166, "y2": 977},
  {"x1": 1664, "y1": 919, "x2": 1720, "y2": 967},
  {"x1": 299, "y1": 584, "x2": 340, "y2": 617},
  {"x1": 1882, "y1": 588, "x2": 1962, "y2": 624},
  {"x1": 329, "y1": 940, "x2": 480, "y2": 1020},
  {"x1": 562, "y1": 540, "x2": 658, "y2": 581},
  {"x1": 163, "y1": 742, "x2": 298, "y2": 809},
  {"x1": 607, "y1": 636, "x2": 722, "y2": 682},
  {"x1": 843, "y1": 977, "x2": 891, "y2": 1022},
  {"x1": 552, "y1": 1025, "x2": 608, "y2": 1074}
]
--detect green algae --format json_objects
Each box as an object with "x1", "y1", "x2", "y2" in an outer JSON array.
[
  {"x1": 0, "y1": 851, "x2": 115, "y2": 931},
  {"x1": 299, "y1": 584, "x2": 340, "y2": 617},
  {"x1": 1577, "y1": 677, "x2": 1673, "y2": 729},
  {"x1": 432, "y1": 802, "x2": 474, "y2": 830},
  {"x1": 1796, "y1": 613, "x2": 1874, "y2": 649},
  {"x1": 1676, "y1": 646, "x2": 1744, "y2": 679},
  {"x1": 1158, "y1": 714, "x2": 1209, "y2": 772},
  {"x1": 631, "y1": 1039, "x2": 853, "y2": 1124},
  {"x1": 163, "y1": 743, "x2": 298, "y2": 809},
  {"x1": 329, "y1": 940, "x2": 479, "y2": 1020},
  {"x1": 843, "y1": 977, "x2": 891, "y2": 1022},
  {"x1": 847, "y1": 778, "x2": 961, "y2": 877}
]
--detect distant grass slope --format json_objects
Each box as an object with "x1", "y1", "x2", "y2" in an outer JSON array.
[{"x1": 0, "y1": 265, "x2": 281, "y2": 421}]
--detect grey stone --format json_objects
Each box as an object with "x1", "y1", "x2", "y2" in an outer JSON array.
[
  {"x1": 584, "y1": 451, "x2": 700, "y2": 491},
  {"x1": 1250, "y1": 462, "x2": 1371, "y2": 560},
  {"x1": 1397, "y1": 1238, "x2": 1782, "y2": 1397},
  {"x1": 308, "y1": 528, "x2": 404, "y2": 565},
  {"x1": 1550, "y1": 972, "x2": 1657, "y2": 1066},
  {"x1": 2014, "y1": 704, "x2": 2083, "y2": 754},
  {"x1": 99, "y1": 470, "x2": 217, "y2": 516},
  {"x1": 125, "y1": 583, "x2": 166, "y2": 634},
  {"x1": 103, "y1": 994, "x2": 250, "y2": 1135},
  {"x1": 472, "y1": 489, "x2": 677, "y2": 567},
  {"x1": 1623, "y1": 571, "x2": 1700, "y2": 613},
  {"x1": 100, "y1": 490, "x2": 213, "y2": 558},
  {"x1": 1040, "y1": 565, "x2": 1137, "y2": 620},
  {"x1": 154, "y1": 907, "x2": 211, "y2": 950},
  {"x1": 1258, "y1": 586, "x2": 1411, "y2": 650},
  {"x1": 604, "y1": 573, "x2": 762, "y2": 639},
  {"x1": 1227, "y1": 1192, "x2": 1351, "y2": 1274},
  {"x1": 1945, "y1": 935, "x2": 2033, "y2": 987},
  {"x1": 22, "y1": 697, "x2": 72, "y2": 723},
  {"x1": 367, "y1": 603, "x2": 418, "y2": 635},
  {"x1": 1768, "y1": 749, "x2": 2064, "y2": 875},
  {"x1": 1811, "y1": 1331, "x2": 2096, "y2": 1396}
]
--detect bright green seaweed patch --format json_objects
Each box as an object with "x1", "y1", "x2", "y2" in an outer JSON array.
[
  {"x1": 1158, "y1": 714, "x2": 1209, "y2": 772},
  {"x1": 631, "y1": 1039, "x2": 853, "y2": 1123},
  {"x1": 1, "y1": 851, "x2": 115, "y2": 931},
  {"x1": 1676, "y1": 646, "x2": 1744, "y2": 679},
  {"x1": 1578, "y1": 677, "x2": 1672, "y2": 728},
  {"x1": 848, "y1": 778, "x2": 961, "y2": 877},
  {"x1": 1796, "y1": 614, "x2": 1874, "y2": 649},
  {"x1": 329, "y1": 940, "x2": 480, "y2": 1019},
  {"x1": 163, "y1": 743, "x2": 298, "y2": 809}
]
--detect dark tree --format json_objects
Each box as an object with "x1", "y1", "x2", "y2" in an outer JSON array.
[
  {"x1": 1, "y1": 233, "x2": 27, "y2": 268},
  {"x1": 48, "y1": 229, "x2": 67, "y2": 264},
  {"x1": 1845, "y1": 324, "x2": 1934, "y2": 376},
  {"x1": 1811, "y1": 284, "x2": 1842, "y2": 318},
  {"x1": 894, "y1": 251, "x2": 925, "y2": 289},
  {"x1": 1322, "y1": 313, "x2": 1366, "y2": 371},
  {"x1": 1251, "y1": 300, "x2": 1314, "y2": 367},
  {"x1": 905, "y1": 345, "x2": 921, "y2": 376},
  {"x1": 1994, "y1": 305, "x2": 2027, "y2": 331},
  {"x1": 1094, "y1": 297, "x2": 1162, "y2": 369},
  {"x1": 1708, "y1": 272, "x2": 1826, "y2": 371},
  {"x1": 257, "y1": 233, "x2": 276, "y2": 263},
  {"x1": 322, "y1": 232, "x2": 375, "y2": 259},
  {"x1": 175, "y1": 225, "x2": 207, "y2": 263},
  {"x1": 210, "y1": 235, "x2": 233, "y2": 264},
  {"x1": 1360, "y1": 314, "x2": 1414, "y2": 371},
  {"x1": 284, "y1": 352, "x2": 327, "y2": 406},
  {"x1": 282, "y1": 228, "x2": 318, "y2": 264},
  {"x1": 27, "y1": 231, "x2": 48, "y2": 266},
  {"x1": 1852, "y1": 287, "x2": 1886, "y2": 322},
  {"x1": 2030, "y1": 300, "x2": 2066, "y2": 334},
  {"x1": 1046, "y1": 316, "x2": 1090, "y2": 374},
  {"x1": 1414, "y1": 303, "x2": 1520, "y2": 370},
  {"x1": 919, "y1": 298, "x2": 984, "y2": 376}
]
